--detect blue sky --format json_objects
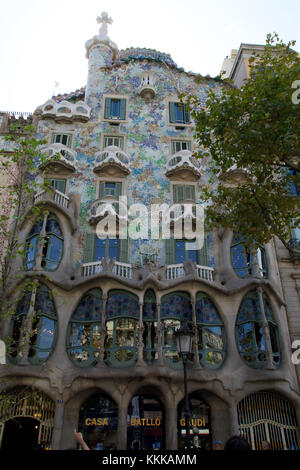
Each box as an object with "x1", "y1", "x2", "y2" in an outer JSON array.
[{"x1": 1, "y1": 0, "x2": 300, "y2": 112}]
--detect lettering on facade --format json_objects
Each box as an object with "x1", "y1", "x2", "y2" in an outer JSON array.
[
  {"x1": 130, "y1": 417, "x2": 161, "y2": 427},
  {"x1": 85, "y1": 418, "x2": 109, "y2": 426},
  {"x1": 179, "y1": 418, "x2": 206, "y2": 427}
]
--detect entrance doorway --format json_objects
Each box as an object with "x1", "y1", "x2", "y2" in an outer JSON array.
[
  {"x1": 177, "y1": 394, "x2": 211, "y2": 450},
  {"x1": 1, "y1": 417, "x2": 40, "y2": 451},
  {"x1": 127, "y1": 394, "x2": 165, "y2": 450}
]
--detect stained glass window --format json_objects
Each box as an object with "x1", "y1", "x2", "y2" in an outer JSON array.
[
  {"x1": 236, "y1": 290, "x2": 280, "y2": 368},
  {"x1": 67, "y1": 289, "x2": 102, "y2": 367},
  {"x1": 196, "y1": 293, "x2": 226, "y2": 369},
  {"x1": 104, "y1": 290, "x2": 139, "y2": 367}
]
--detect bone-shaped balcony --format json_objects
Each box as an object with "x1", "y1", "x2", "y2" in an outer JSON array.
[
  {"x1": 165, "y1": 150, "x2": 202, "y2": 180},
  {"x1": 88, "y1": 197, "x2": 128, "y2": 225},
  {"x1": 94, "y1": 146, "x2": 130, "y2": 177},
  {"x1": 39, "y1": 143, "x2": 77, "y2": 172}
]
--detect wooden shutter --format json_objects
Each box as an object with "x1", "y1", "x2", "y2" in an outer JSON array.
[
  {"x1": 165, "y1": 238, "x2": 175, "y2": 265},
  {"x1": 169, "y1": 102, "x2": 176, "y2": 123},
  {"x1": 119, "y1": 237, "x2": 128, "y2": 263},
  {"x1": 173, "y1": 185, "x2": 184, "y2": 203},
  {"x1": 185, "y1": 185, "x2": 195, "y2": 201},
  {"x1": 104, "y1": 98, "x2": 112, "y2": 119},
  {"x1": 197, "y1": 233, "x2": 209, "y2": 266},
  {"x1": 119, "y1": 99, "x2": 126, "y2": 120},
  {"x1": 83, "y1": 233, "x2": 95, "y2": 263},
  {"x1": 115, "y1": 182, "x2": 122, "y2": 197},
  {"x1": 183, "y1": 105, "x2": 191, "y2": 124},
  {"x1": 99, "y1": 181, "x2": 106, "y2": 198}
]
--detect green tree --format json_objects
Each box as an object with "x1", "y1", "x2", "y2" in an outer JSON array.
[{"x1": 188, "y1": 33, "x2": 300, "y2": 250}]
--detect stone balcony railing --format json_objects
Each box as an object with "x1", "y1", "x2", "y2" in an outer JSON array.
[
  {"x1": 88, "y1": 197, "x2": 127, "y2": 225},
  {"x1": 34, "y1": 188, "x2": 70, "y2": 209},
  {"x1": 81, "y1": 258, "x2": 214, "y2": 283},
  {"x1": 41, "y1": 99, "x2": 90, "y2": 122}
]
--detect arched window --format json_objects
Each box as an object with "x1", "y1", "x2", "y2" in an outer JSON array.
[
  {"x1": 10, "y1": 283, "x2": 57, "y2": 365},
  {"x1": 236, "y1": 290, "x2": 280, "y2": 369},
  {"x1": 105, "y1": 290, "x2": 139, "y2": 367},
  {"x1": 24, "y1": 213, "x2": 63, "y2": 271},
  {"x1": 160, "y1": 292, "x2": 192, "y2": 367},
  {"x1": 143, "y1": 289, "x2": 157, "y2": 364},
  {"x1": 231, "y1": 234, "x2": 267, "y2": 278},
  {"x1": 196, "y1": 293, "x2": 226, "y2": 369},
  {"x1": 67, "y1": 288, "x2": 102, "y2": 367}
]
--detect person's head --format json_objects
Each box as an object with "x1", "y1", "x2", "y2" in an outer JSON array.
[
  {"x1": 224, "y1": 435, "x2": 251, "y2": 451},
  {"x1": 213, "y1": 440, "x2": 223, "y2": 450},
  {"x1": 261, "y1": 440, "x2": 271, "y2": 450}
]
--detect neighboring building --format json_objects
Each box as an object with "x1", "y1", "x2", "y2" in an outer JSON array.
[{"x1": 0, "y1": 15, "x2": 300, "y2": 451}]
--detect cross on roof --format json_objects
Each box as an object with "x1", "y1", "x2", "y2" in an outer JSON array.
[{"x1": 96, "y1": 11, "x2": 113, "y2": 39}]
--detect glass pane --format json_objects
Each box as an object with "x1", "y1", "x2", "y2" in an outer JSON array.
[
  {"x1": 175, "y1": 103, "x2": 184, "y2": 123},
  {"x1": 238, "y1": 323, "x2": 256, "y2": 353},
  {"x1": 25, "y1": 236, "x2": 38, "y2": 270},
  {"x1": 92, "y1": 325, "x2": 101, "y2": 349},
  {"x1": 108, "y1": 238, "x2": 119, "y2": 259},
  {"x1": 36, "y1": 317, "x2": 55, "y2": 350},
  {"x1": 203, "y1": 326, "x2": 224, "y2": 350},
  {"x1": 73, "y1": 290, "x2": 102, "y2": 322},
  {"x1": 196, "y1": 295, "x2": 221, "y2": 324},
  {"x1": 46, "y1": 217, "x2": 62, "y2": 237},
  {"x1": 46, "y1": 236, "x2": 63, "y2": 268},
  {"x1": 114, "y1": 349, "x2": 134, "y2": 363},
  {"x1": 111, "y1": 99, "x2": 120, "y2": 117},
  {"x1": 175, "y1": 240, "x2": 185, "y2": 264},
  {"x1": 163, "y1": 320, "x2": 180, "y2": 348},
  {"x1": 95, "y1": 238, "x2": 106, "y2": 261},
  {"x1": 106, "y1": 292, "x2": 139, "y2": 320},
  {"x1": 34, "y1": 285, "x2": 56, "y2": 316},
  {"x1": 161, "y1": 294, "x2": 192, "y2": 321},
  {"x1": 105, "y1": 321, "x2": 114, "y2": 349},
  {"x1": 69, "y1": 348, "x2": 90, "y2": 363},
  {"x1": 115, "y1": 318, "x2": 135, "y2": 346},
  {"x1": 69, "y1": 324, "x2": 91, "y2": 347},
  {"x1": 205, "y1": 351, "x2": 223, "y2": 366}
]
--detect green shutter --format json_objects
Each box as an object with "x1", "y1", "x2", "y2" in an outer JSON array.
[
  {"x1": 185, "y1": 185, "x2": 195, "y2": 202},
  {"x1": 183, "y1": 105, "x2": 190, "y2": 124},
  {"x1": 119, "y1": 238, "x2": 128, "y2": 263},
  {"x1": 197, "y1": 233, "x2": 208, "y2": 266},
  {"x1": 119, "y1": 99, "x2": 126, "y2": 120},
  {"x1": 99, "y1": 181, "x2": 106, "y2": 198},
  {"x1": 104, "y1": 98, "x2": 112, "y2": 119},
  {"x1": 165, "y1": 238, "x2": 175, "y2": 265},
  {"x1": 169, "y1": 102, "x2": 176, "y2": 123},
  {"x1": 115, "y1": 182, "x2": 122, "y2": 198},
  {"x1": 83, "y1": 233, "x2": 95, "y2": 263}
]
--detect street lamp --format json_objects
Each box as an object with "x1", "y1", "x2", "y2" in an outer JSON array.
[{"x1": 175, "y1": 321, "x2": 194, "y2": 449}]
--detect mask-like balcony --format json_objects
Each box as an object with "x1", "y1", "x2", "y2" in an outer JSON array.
[
  {"x1": 88, "y1": 197, "x2": 128, "y2": 225},
  {"x1": 39, "y1": 143, "x2": 77, "y2": 172},
  {"x1": 165, "y1": 150, "x2": 202, "y2": 180},
  {"x1": 94, "y1": 146, "x2": 130, "y2": 177},
  {"x1": 139, "y1": 74, "x2": 156, "y2": 100},
  {"x1": 41, "y1": 99, "x2": 90, "y2": 122}
]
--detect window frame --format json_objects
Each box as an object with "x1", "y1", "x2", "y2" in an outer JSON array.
[
  {"x1": 51, "y1": 132, "x2": 73, "y2": 148},
  {"x1": 103, "y1": 95, "x2": 128, "y2": 123},
  {"x1": 167, "y1": 100, "x2": 192, "y2": 127}
]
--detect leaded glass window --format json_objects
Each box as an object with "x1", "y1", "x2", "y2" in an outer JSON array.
[
  {"x1": 231, "y1": 234, "x2": 267, "y2": 278},
  {"x1": 195, "y1": 292, "x2": 226, "y2": 369},
  {"x1": 10, "y1": 283, "x2": 57, "y2": 365},
  {"x1": 236, "y1": 290, "x2": 280, "y2": 368},
  {"x1": 104, "y1": 290, "x2": 139, "y2": 367},
  {"x1": 67, "y1": 288, "x2": 102, "y2": 367},
  {"x1": 161, "y1": 292, "x2": 192, "y2": 366}
]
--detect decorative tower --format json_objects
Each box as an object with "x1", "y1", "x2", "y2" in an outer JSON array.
[{"x1": 85, "y1": 12, "x2": 118, "y2": 108}]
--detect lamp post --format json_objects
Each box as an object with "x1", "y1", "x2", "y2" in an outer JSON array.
[{"x1": 175, "y1": 321, "x2": 194, "y2": 449}]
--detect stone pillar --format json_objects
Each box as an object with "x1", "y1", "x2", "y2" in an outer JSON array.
[
  {"x1": 156, "y1": 303, "x2": 163, "y2": 366},
  {"x1": 19, "y1": 282, "x2": 38, "y2": 365},
  {"x1": 34, "y1": 211, "x2": 48, "y2": 270},
  {"x1": 166, "y1": 405, "x2": 177, "y2": 450},
  {"x1": 117, "y1": 406, "x2": 128, "y2": 450},
  {"x1": 137, "y1": 302, "x2": 145, "y2": 366},
  {"x1": 228, "y1": 401, "x2": 240, "y2": 437},
  {"x1": 257, "y1": 287, "x2": 275, "y2": 370},
  {"x1": 98, "y1": 294, "x2": 107, "y2": 367},
  {"x1": 51, "y1": 398, "x2": 65, "y2": 450},
  {"x1": 191, "y1": 295, "x2": 201, "y2": 369}
]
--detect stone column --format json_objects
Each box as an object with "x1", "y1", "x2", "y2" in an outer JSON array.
[
  {"x1": 137, "y1": 302, "x2": 145, "y2": 366},
  {"x1": 117, "y1": 405, "x2": 128, "y2": 450},
  {"x1": 34, "y1": 211, "x2": 48, "y2": 270},
  {"x1": 51, "y1": 398, "x2": 65, "y2": 450},
  {"x1": 98, "y1": 294, "x2": 107, "y2": 367},
  {"x1": 191, "y1": 295, "x2": 201, "y2": 369},
  {"x1": 166, "y1": 405, "x2": 177, "y2": 450},
  {"x1": 257, "y1": 287, "x2": 275, "y2": 370},
  {"x1": 19, "y1": 282, "x2": 38, "y2": 365},
  {"x1": 228, "y1": 401, "x2": 240, "y2": 437},
  {"x1": 156, "y1": 303, "x2": 163, "y2": 366}
]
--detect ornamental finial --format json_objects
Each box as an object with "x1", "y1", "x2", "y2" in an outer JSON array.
[{"x1": 96, "y1": 11, "x2": 113, "y2": 39}]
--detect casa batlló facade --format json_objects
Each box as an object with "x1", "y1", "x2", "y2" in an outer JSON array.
[{"x1": 0, "y1": 13, "x2": 300, "y2": 451}]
